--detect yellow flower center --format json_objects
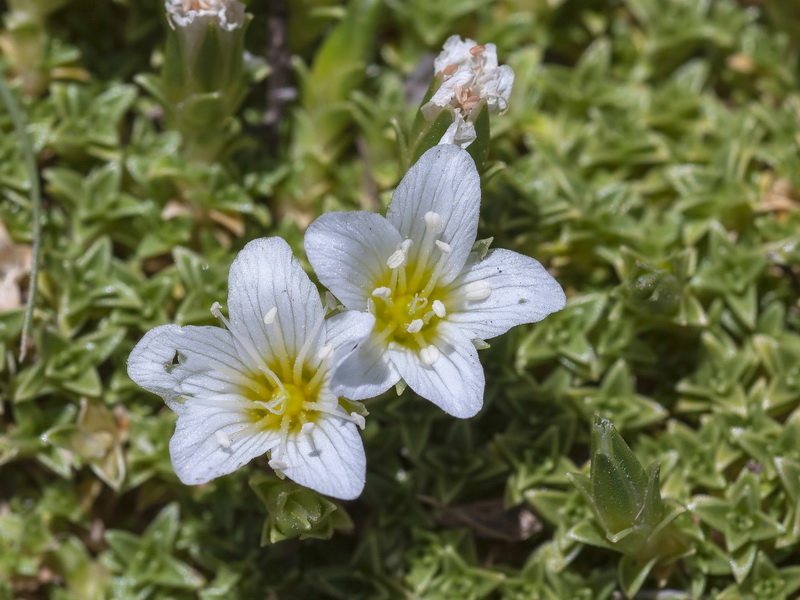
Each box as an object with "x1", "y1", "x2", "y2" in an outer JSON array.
[
  {"x1": 371, "y1": 285, "x2": 449, "y2": 350},
  {"x1": 241, "y1": 368, "x2": 324, "y2": 435},
  {"x1": 202, "y1": 302, "x2": 366, "y2": 472}
]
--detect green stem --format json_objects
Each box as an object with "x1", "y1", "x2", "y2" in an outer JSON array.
[{"x1": 0, "y1": 70, "x2": 42, "y2": 361}]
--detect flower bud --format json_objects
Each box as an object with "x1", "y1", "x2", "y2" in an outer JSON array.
[
  {"x1": 249, "y1": 476, "x2": 353, "y2": 545},
  {"x1": 162, "y1": 0, "x2": 250, "y2": 114}
]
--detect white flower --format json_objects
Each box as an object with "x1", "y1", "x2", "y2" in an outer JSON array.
[
  {"x1": 305, "y1": 146, "x2": 565, "y2": 418},
  {"x1": 165, "y1": 0, "x2": 246, "y2": 32},
  {"x1": 127, "y1": 237, "x2": 375, "y2": 500},
  {"x1": 421, "y1": 35, "x2": 515, "y2": 149}
]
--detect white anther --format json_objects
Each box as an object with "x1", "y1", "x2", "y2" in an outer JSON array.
[
  {"x1": 301, "y1": 422, "x2": 316, "y2": 435},
  {"x1": 432, "y1": 300, "x2": 447, "y2": 318},
  {"x1": 400, "y1": 239, "x2": 413, "y2": 253},
  {"x1": 435, "y1": 240, "x2": 452, "y2": 254},
  {"x1": 420, "y1": 345, "x2": 441, "y2": 366},
  {"x1": 214, "y1": 430, "x2": 232, "y2": 448},
  {"x1": 318, "y1": 344, "x2": 333, "y2": 361},
  {"x1": 406, "y1": 319, "x2": 424, "y2": 333},
  {"x1": 210, "y1": 301, "x2": 224, "y2": 318},
  {"x1": 350, "y1": 412, "x2": 366, "y2": 430},
  {"x1": 387, "y1": 249, "x2": 406, "y2": 269},
  {"x1": 372, "y1": 286, "x2": 392, "y2": 298},
  {"x1": 464, "y1": 280, "x2": 492, "y2": 301},
  {"x1": 424, "y1": 211, "x2": 444, "y2": 233},
  {"x1": 263, "y1": 306, "x2": 277, "y2": 325},
  {"x1": 268, "y1": 458, "x2": 288, "y2": 471}
]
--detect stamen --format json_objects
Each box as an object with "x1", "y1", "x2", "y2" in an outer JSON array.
[
  {"x1": 387, "y1": 249, "x2": 406, "y2": 269},
  {"x1": 374, "y1": 322, "x2": 399, "y2": 345},
  {"x1": 318, "y1": 344, "x2": 333, "y2": 361},
  {"x1": 462, "y1": 95, "x2": 481, "y2": 110},
  {"x1": 210, "y1": 301, "x2": 225, "y2": 320},
  {"x1": 464, "y1": 281, "x2": 492, "y2": 301},
  {"x1": 294, "y1": 317, "x2": 326, "y2": 382},
  {"x1": 372, "y1": 286, "x2": 392, "y2": 298},
  {"x1": 424, "y1": 211, "x2": 444, "y2": 233},
  {"x1": 400, "y1": 239, "x2": 413, "y2": 253},
  {"x1": 420, "y1": 250, "x2": 451, "y2": 297},
  {"x1": 301, "y1": 422, "x2": 315, "y2": 435},
  {"x1": 432, "y1": 300, "x2": 447, "y2": 318},
  {"x1": 367, "y1": 297, "x2": 377, "y2": 315},
  {"x1": 263, "y1": 306, "x2": 277, "y2": 325},
  {"x1": 278, "y1": 415, "x2": 290, "y2": 460},
  {"x1": 307, "y1": 364, "x2": 329, "y2": 390},
  {"x1": 442, "y1": 64, "x2": 458, "y2": 76},
  {"x1": 406, "y1": 319, "x2": 424, "y2": 333},
  {"x1": 214, "y1": 430, "x2": 232, "y2": 448},
  {"x1": 435, "y1": 240, "x2": 452, "y2": 254},
  {"x1": 469, "y1": 45, "x2": 486, "y2": 57},
  {"x1": 412, "y1": 332, "x2": 428, "y2": 348},
  {"x1": 420, "y1": 345, "x2": 441, "y2": 366},
  {"x1": 304, "y1": 401, "x2": 352, "y2": 421}
]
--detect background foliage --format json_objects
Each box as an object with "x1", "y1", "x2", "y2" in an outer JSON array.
[{"x1": 1, "y1": 0, "x2": 800, "y2": 598}]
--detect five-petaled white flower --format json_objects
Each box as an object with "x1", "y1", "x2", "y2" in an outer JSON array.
[
  {"x1": 127, "y1": 237, "x2": 374, "y2": 500},
  {"x1": 421, "y1": 35, "x2": 515, "y2": 149},
  {"x1": 305, "y1": 145, "x2": 565, "y2": 418}
]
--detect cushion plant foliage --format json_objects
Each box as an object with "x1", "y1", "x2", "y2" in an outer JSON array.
[{"x1": 1, "y1": 0, "x2": 800, "y2": 598}]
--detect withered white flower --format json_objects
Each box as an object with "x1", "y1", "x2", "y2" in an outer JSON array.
[
  {"x1": 165, "y1": 0, "x2": 246, "y2": 32},
  {"x1": 305, "y1": 146, "x2": 565, "y2": 418},
  {"x1": 127, "y1": 238, "x2": 374, "y2": 500},
  {"x1": 421, "y1": 35, "x2": 515, "y2": 149}
]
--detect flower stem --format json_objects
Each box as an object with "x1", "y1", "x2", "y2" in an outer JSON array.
[{"x1": 0, "y1": 70, "x2": 41, "y2": 361}]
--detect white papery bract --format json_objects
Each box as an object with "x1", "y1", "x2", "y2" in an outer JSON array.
[
  {"x1": 305, "y1": 146, "x2": 566, "y2": 418},
  {"x1": 421, "y1": 35, "x2": 515, "y2": 149},
  {"x1": 127, "y1": 237, "x2": 374, "y2": 500}
]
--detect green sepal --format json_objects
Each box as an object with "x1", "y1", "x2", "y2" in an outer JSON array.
[
  {"x1": 249, "y1": 475, "x2": 353, "y2": 545},
  {"x1": 411, "y1": 108, "x2": 455, "y2": 164},
  {"x1": 466, "y1": 102, "x2": 490, "y2": 171},
  {"x1": 618, "y1": 554, "x2": 659, "y2": 599}
]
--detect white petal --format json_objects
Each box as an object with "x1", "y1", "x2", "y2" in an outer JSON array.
[
  {"x1": 170, "y1": 400, "x2": 275, "y2": 484},
  {"x1": 479, "y1": 64, "x2": 514, "y2": 114},
  {"x1": 388, "y1": 323, "x2": 484, "y2": 418},
  {"x1": 330, "y1": 334, "x2": 399, "y2": 400},
  {"x1": 422, "y1": 69, "x2": 473, "y2": 117},
  {"x1": 227, "y1": 237, "x2": 324, "y2": 364},
  {"x1": 433, "y1": 35, "x2": 479, "y2": 72},
  {"x1": 127, "y1": 324, "x2": 249, "y2": 407},
  {"x1": 446, "y1": 248, "x2": 566, "y2": 340},
  {"x1": 305, "y1": 212, "x2": 402, "y2": 311},
  {"x1": 325, "y1": 310, "x2": 376, "y2": 357},
  {"x1": 386, "y1": 145, "x2": 480, "y2": 286},
  {"x1": 438, "y1": 112, "x2": 476, "y2": 149},
  {"x1": 480, "y1": 42, "x2": 500, "y2": 71},
  {"x1": 281, "y1": 414, "x2": 366, "y2": 500}
]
